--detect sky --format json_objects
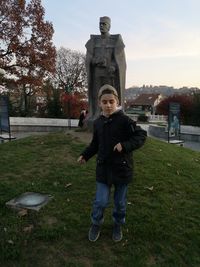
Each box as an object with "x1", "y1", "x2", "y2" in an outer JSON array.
[{"x1": 41, "y1": 0, "x2": 200, "y2": 89}]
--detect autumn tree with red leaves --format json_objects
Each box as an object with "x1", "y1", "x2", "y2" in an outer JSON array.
[
  {"x1": 190, "y1": 93, "x2": 200, "y2": 126},
  {"x1": 61, "y1": 91, "x2": 88, "y2": 119},
  {"x1": 0, "y1": 0, "x2": 56, "y2": 115},
  {"x1": 156, "y1": 94, "x2": 194, "y2": 124}
]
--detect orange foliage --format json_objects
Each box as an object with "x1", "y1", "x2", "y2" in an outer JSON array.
[{"x1": 61, "y1": 92, "x2": 88, "y2": 118}]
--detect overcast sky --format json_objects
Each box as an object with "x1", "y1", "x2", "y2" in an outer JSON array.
[{"x1": 41, "y1": 0, "x2": 200, "y2": 89}]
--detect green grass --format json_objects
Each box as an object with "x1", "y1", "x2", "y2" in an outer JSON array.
[{"x1": 0, "y1": 132, "x2": 200, "y2": 267}]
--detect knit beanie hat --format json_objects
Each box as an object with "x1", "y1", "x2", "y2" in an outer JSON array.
[{"x1": 98, "y1": 84, "x2": 118, "y2": 99}]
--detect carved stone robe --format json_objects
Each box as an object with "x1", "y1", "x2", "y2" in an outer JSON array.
[{"x1": 85, "y1": 34, "x2": 126, "y2": 119}]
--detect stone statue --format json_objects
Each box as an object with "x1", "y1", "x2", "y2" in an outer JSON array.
[{"x1": 85, "y1": 16, "x2": 126, "y2": 119}]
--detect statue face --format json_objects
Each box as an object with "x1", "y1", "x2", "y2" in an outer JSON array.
[{"x1": 99, "y1": 21, "x2": 110, "y2": 34}]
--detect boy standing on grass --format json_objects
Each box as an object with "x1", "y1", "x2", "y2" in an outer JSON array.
[{"x1": 77, "y1": 84, "x2": 147, "y2": 242}]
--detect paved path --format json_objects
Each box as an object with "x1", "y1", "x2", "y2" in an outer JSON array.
[
  {"x1": 182, "y1": 141, "x2": 200, "y2": 152},
  {"x1": 139, "y1": 124, "x2": 200, "y2": 152},
  {"x1": 149, "y1": 135, "x2": 200, "y2": 152}
]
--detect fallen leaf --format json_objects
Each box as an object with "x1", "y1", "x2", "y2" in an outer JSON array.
[
  {"x1": 7, "y1": 240, "x2": 14, "y2": 245},
  {"x1": 23, "y1": 225, "x2": 34, "y2": 233},
  {"x1": 145, "y1": 186, "x2": 154, "y2": 191},
  {"x1": 53, "y1": 182, "x2": 59, "y2": 186},
  {"x1": 148, "y1": 186, "x2": 154, "y2": 191},
  {"x1": 65, "y1": 183, "x2": 72, "y2": 188},
  {"x1": 122, "y1": 239, "x2": 128, "y2": 246},
  {"x1": 176, "y1": 170, "x2": 180, "y2": 175},
  {"x1": 18, "y1": 209, "x2": 28, "y2": 217}
]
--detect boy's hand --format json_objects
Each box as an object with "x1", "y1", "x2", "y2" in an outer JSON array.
[
  {"x1": 113, "y1": 143, "x2": 123, "y2": 152},
  {"x1": 77, "y1": 155, "x2": 86, "y2": 164}
]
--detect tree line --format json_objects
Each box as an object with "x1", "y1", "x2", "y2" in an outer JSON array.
[{"x1": 0, "y1": 0, "x2": 87, "y2": 118}]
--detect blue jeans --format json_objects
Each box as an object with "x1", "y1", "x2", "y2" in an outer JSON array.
[{"x1": 91, "y1": 182, "x2": 128, "y2": 225}]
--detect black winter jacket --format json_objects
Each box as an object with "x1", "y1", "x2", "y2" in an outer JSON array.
[{"x1": 81, "y1": 110, "x2": 147, "y2": 185}]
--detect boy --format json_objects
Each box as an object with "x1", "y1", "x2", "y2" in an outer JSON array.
[{"x1": 77, "y1": 84, "x2": 147, "y2": 242}]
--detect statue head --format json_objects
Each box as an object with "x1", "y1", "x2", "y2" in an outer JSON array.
[{"x1": 99, "y1": 16, "x2": 111, "y2": 35}]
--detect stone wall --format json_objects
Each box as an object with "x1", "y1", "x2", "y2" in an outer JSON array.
[
  {"x1": 10, "y1": 117, "x2": 79, "y2": 132},
  {"x1": 8, "y1": 117, "x2": 200, "y2": 142}
]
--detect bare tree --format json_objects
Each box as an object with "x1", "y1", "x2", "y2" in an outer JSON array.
[{"x1": 55, "y1": 47, "x2": 87, "y2": 93}]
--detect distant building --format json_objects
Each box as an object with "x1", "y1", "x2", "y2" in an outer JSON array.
[{"x1": 125, "y1": 93, "x2": 164, "y2": 115}]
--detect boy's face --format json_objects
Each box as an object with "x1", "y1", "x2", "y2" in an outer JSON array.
[{"x1": 99, "y1": 93, "x2": 119, "y2": 117}]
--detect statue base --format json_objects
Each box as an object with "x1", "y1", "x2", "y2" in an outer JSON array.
[{"x1": 85, "y1": 115, "x2": 99, "y2": 132}]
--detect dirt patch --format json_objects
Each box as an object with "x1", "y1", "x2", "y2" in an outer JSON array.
[
  {"x1": 65, "y1": 129, "x2": 92, "y2": 144},
  {"x1": 40, "y1": 216, "x2": 58, "y2": 227}
]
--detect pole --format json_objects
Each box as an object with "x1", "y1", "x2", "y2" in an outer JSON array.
[
  {"x1": 64, "y1": 85, "x2": 73, "y2": 130},
  {"x1": 68, "y1": 99, "x2": 71, "y2": 129}
]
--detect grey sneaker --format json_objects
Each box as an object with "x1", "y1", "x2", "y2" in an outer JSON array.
[
  {"x1": 88, "y1": 224, "x2": 100, "y2": 242},
  {"x1": 112, "y1": 224, "x2": 123, "y2": 242}
]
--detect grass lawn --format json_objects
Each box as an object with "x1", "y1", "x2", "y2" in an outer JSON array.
[{"x1": 0, "y1": 132, "x2": 200, "y2": 267}]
